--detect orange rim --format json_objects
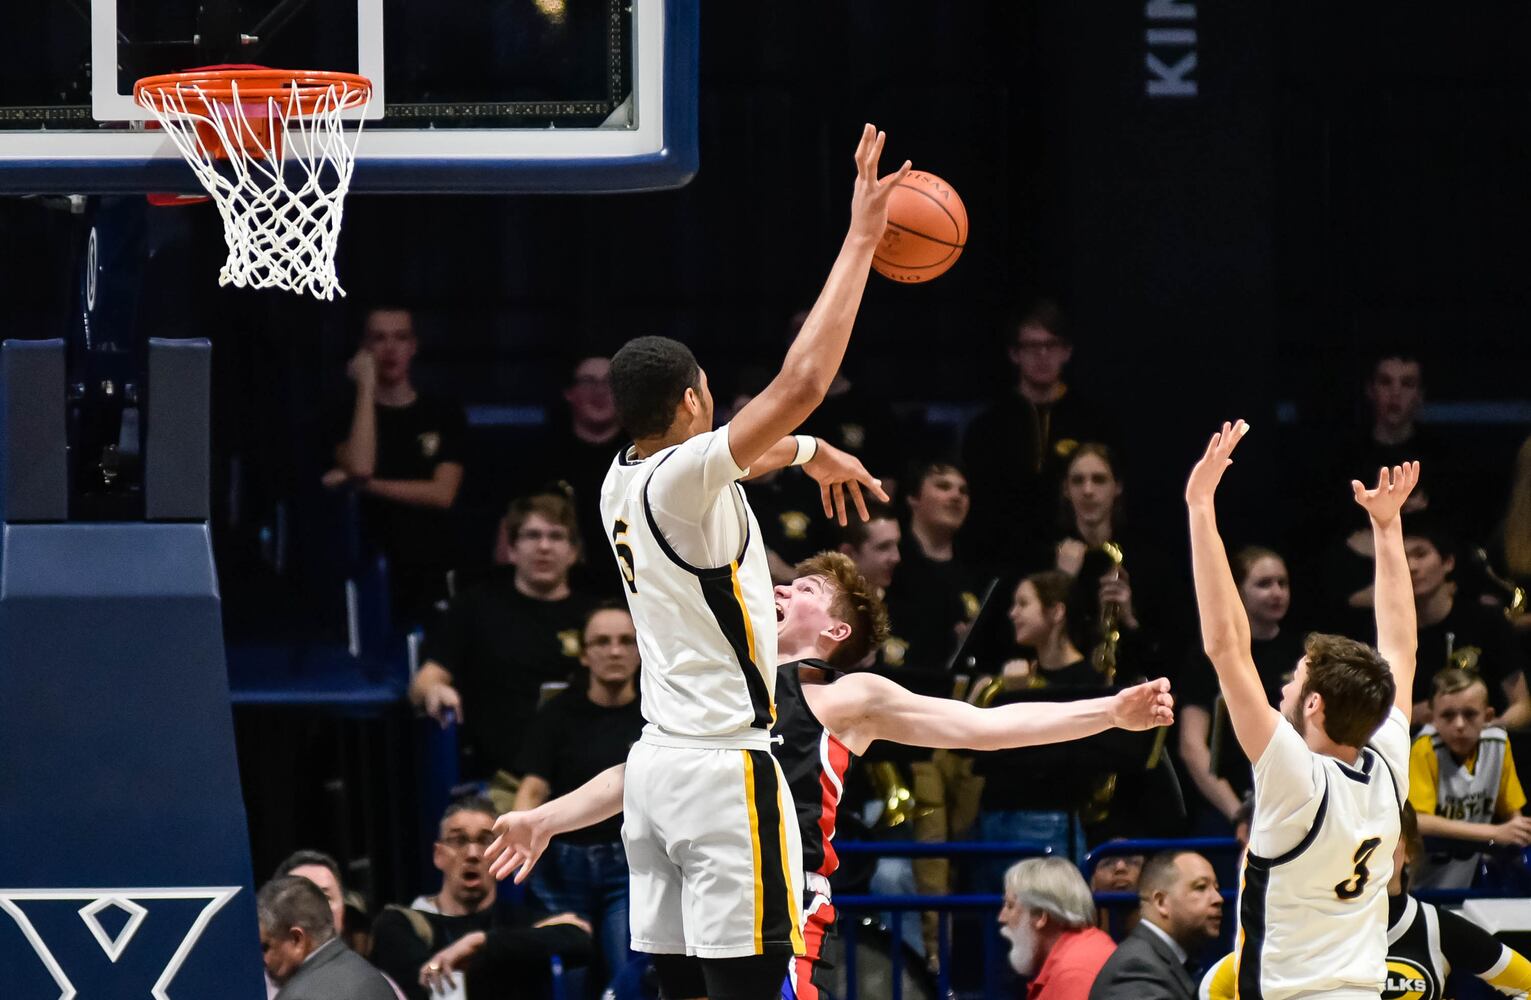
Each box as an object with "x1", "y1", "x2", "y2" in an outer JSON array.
[{"x1": 134, "y1": 67, "x2": 372, "y2": 116}]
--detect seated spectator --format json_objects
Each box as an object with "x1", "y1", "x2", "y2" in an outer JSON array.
[
  {"x1": 1405, "y1": 518, "x2": 1531, "y2": 728},
  {"x1": 275, "y1": 850, "x2": 346, "y2": 936},
  {"x1": 1047, "y1": 444, "x2": 1179, "y2": 679},
  {"x1": 523, "y1": 355, "x2": 625, "y2": 596},
  {"x1": 997, "y1": 857, "x2": 1116, "y2": 1000},
  {"x1": 370, "y1": 797, "x2": 591, "y2": 1000},
  {"x1": 515, "y1": 604, "x2": 646, "y2": 986},
  {"x1": 1177, "y1": 547, "x2": 1304, "y2": 828},
  {"x1": 787, "y1": 309, "x2": 902, "y2": 495},
  {"x1": 1408, "y1": 669, "x2": 1530, "y2": 888},
  {"x1": 326, "y1": 306, "x2": 467, "y2": 622},
  {"x1": 1201, "y1": 802, "x2": 1531, "y2": 1000},
  {"x1": 1087, "y1": 850, "x2": 1222, "y2": 1000},
  {"x1": 258, "y1": 876, "x2": 394, "y2": 1000},
  {"x1": 409, "y1": 492, "x2": 596, "y2": 799},
  {"x1": 884, "y1": 461, "x2": 982, "y2": 673},
  {"x1": 962, "y1": 299, "x2": 1115, "y2": 573},
  {"x1": 1089, "y1": 848, "x2": 1145, "y2": 937},
  {"x1": 973, "y1": 571, "x2": 1112, "y2": 863},
  {"x1": 274, "y1": 850, "x2": 406, "y2": 1000},
  {"x1": 839, "y1": 503, "x2": 902, "y2": 600}
]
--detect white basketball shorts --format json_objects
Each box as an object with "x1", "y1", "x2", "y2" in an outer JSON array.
[{"x1": 622, "y1": 728, "x2": 805, "y2": 959}]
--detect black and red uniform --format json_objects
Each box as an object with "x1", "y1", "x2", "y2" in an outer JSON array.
[{"x1": 773, "y1": 659, "x2": 854, "y2": 1000}]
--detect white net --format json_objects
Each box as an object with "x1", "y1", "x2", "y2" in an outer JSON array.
[{"x1": 137, "y1": 73, "x2": 371, "y2": 301}]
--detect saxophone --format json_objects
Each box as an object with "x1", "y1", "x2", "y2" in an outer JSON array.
[{"x1": 1091, "y1": 541, "x2": 1124, "y2": 684}]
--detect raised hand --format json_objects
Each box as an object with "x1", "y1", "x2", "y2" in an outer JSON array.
[
  {"x1": 1351, "y1": 462, "x2": 1420, "y2": 527},
  {"x1": 803, "y1": 440, "x2": 891, "y2": 526},
  {"x1": 1185, "y1": 420, "x2": 1250, "y2": 508},
  {"x1": 847, "y1": 124, "x2": 913, "y2": 244},
  {"x1": 485, "y1": 808, "x2": 551, "y2": 885},
  {"x1": 1108, "y1": 677, "x2": 1175, "y2": 731}
]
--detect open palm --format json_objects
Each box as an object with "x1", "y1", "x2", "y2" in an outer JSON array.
[
  {"x1": 1351, "y1": 462, "x2": 1420, "y2": 526},
  {"x1": 1185, "y1": 420, "x2": 1250, "y2": 507},
  {"x1": 847, "y1": 124, "x2": 913, "y2": 243}
]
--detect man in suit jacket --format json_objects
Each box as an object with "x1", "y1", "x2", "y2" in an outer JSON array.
[
  {"x1": 1088, "y1": 851, "x2": 1223, "y2": 1000},
  {"x1": 259, "y1": 876, "x2": 396, "y2": 1000}
]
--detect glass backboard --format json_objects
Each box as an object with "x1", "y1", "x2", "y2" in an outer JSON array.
[{"x1": 0, "y1": 0, "x2": 696, "y2": 193}]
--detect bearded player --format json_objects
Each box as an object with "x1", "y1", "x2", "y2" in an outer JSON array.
[{"x1": 1186, "y1": 421, "x2": 1417, "y2": 1000}]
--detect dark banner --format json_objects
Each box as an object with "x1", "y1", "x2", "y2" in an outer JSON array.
[{"x1": 1039, "y1": 0, "x2": 1278, "y2": 541}]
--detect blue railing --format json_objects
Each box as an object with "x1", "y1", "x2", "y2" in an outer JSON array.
[{"x1": 826, "y1": 838, "x2": 1525, "y2": 1000}]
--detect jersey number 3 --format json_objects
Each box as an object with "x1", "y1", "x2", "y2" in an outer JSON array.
[
  {"x1": 613, "y1": 519, "x2": 638, "y2": 595},
  {"x1": 1334, "y1": 837, "x2": 1382, "y2": 900}
]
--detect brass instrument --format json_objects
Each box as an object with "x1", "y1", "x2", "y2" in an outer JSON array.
[
  {"x1": 867, "y1": 761, "x2": 918, "y2": 830},
  {"x1": 1474, "y1": 546, "x2": 1527, "y2": 624},
  {"x1": 1091, "y1": 541, "x2": 1124, "y2": 684}
]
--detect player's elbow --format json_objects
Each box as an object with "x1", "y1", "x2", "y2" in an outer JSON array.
[
  {"x1": 775, "y1": 357, "x2": 833, "y2": 411},
  {"x1": 1201, "y1": 633, "x2": 1242, "y2": 663}
]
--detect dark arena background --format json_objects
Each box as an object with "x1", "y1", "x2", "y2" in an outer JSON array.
[{"x1": 1, "y1": 2, "x2": 1529, "y2": 999}]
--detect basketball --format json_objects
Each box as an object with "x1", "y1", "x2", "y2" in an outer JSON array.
[{"x1": 872, "y1": 170, "x2": 968, "y2": 283}]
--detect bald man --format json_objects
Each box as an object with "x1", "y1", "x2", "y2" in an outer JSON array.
[{"x1": 1087, "y1": 851, "x2": 1222, "y2": 1000}]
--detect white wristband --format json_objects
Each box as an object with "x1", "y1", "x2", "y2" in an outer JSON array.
[{"x1": 791, "y1": 435, "x2": 819, "y2": 467}]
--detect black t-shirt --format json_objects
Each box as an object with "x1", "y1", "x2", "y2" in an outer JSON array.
[
  {"x1": 883, "y1": 537, "x2": 981, "y2": 673},
  {"x1": 1416, "y1": 598, "x2": 1525, "y2": 712},
  {"x1": 1179, "y1": 628, "x2": 1307, "y2": 796},
  {"x1": 959, "y1": 388, "x2": 1116, "y2": 573},
  {"x1": 333, "y1": 390, "x2": 467, "y2": 570},
  {"x1": 744, "y1": 469, "x2": 838, "y2": 571},
  {"x1": 370, "y1": 903, "x2": 591, "y2": 1000},
  {"x1": 1022, "y1": 530, "x2": 1186, "y2": 680},
  {"x1": 424, "y1": 570, "x2": 597, "y2": 777},
  {"x1": 523, "y1": 428, "x2": 625, "y2": 597},
  {"x1": 1318, "y1": 426, "x2": 1462, "y2": 536},
  {"x1": 1316, "y1": 533, "x2": 1376, "y2": 626},
  {"x1": 973, "y1": 658, "x2": 1124, "y2": 810},
  {"x1": 795, "y1": 383, "x2": 901, "y2": 485},
  {"x1": 516, "y1": 688, "x2": 645, "y2": 844}
]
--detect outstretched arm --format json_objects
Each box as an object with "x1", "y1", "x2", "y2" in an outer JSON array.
[
  {"x1": 727, "y1": 125, "x2": 910, "y2": 480},
  {"x1": 1185, "y1": 421, "x2": 1280, "y2": 764},
  {"x1": 743, "y1": 437, "x2": 888, "y2": 526},
  {"x1": 1352, "y1": 463, "x2": 1420, "y2": 718},
  {"x1": 485, "y1": 764, "x2": 626, "y2": 884},
  {"x1": 807, "y1": 671, "x2": 1172, "y2": 757}
]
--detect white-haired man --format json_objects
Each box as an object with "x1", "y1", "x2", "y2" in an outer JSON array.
[{"x1": 998, "y1": 857, "x2": 1116, "y2": 1000}]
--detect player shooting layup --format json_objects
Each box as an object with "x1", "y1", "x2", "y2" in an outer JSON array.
[
  {"x1": 486, "y1": 552, "x2": 1175, "y2": 999},
  {"x1": 580, "y1": 126, "x2": 909, "y2": 1000},
  {"x1": 1186, "y1": 421, "x2": 1419, "y2": 1000}
]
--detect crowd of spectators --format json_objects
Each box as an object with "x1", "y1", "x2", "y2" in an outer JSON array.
[{"x1": 252, "y1": 298, "x2": 1531, "y2": 998}]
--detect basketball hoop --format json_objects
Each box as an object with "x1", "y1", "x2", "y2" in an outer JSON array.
[{"x1": 134, "y1": 67, "x2": 372, "y2": 301}]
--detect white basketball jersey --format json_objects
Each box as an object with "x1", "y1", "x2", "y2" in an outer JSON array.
[
  {"x1": 600, "y1": 429, "x2": 779, "y2": 739},
  {"x1": 1235, "y1": 708, "x2": 1409, "y2": 1000}
]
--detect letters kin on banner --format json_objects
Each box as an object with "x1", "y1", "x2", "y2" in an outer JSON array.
[{"x1": 1146, "y1": 0, "x2": 1197, "y2": 98}]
